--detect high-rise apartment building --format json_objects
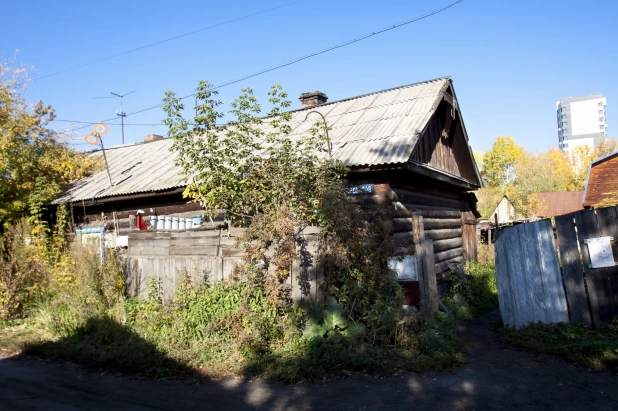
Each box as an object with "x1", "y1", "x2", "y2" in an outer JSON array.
[{"x1": 557, "y1": 94, "x2": 607, "y2": 153}]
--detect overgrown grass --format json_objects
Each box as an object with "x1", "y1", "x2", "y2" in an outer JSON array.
[
  {"x1": 442, "y1": 261, "x2": 498, "y2": 320},
  {"x1": 500, "y1": 322, "x2": 618, "y2": 372},
  {"x1": 0, "y1": 247, "x2": 466, "y2": 382}
]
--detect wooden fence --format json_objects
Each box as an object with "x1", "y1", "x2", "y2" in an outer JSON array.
[
  {"x1": 495, "y1": 206, "x2": 618, "y2": 328},
  {"x1": 123, "y1": 212, "x2": 440, "y2": 314},
  {"x1": 495, "y1": 219, "x2": 569, "y2": 329},
  {"x1": 123, "y1": 226, "x2": 325, "y2": 303}
]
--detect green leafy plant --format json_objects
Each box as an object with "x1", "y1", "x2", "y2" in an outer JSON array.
[{"x1": 303, "y1": 296, "x2": 365, "y2": 342}]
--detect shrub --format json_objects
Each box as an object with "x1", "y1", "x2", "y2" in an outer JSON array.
[
  {"x1": 443, "y1": 261, "x2": 498, "y2": 320},
  {"x1": 0, "y1": 221, "x2": 49, "y2": 320}
]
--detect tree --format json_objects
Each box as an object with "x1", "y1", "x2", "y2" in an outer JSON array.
[
  {"x1": 509, "y1": 148, "x2": 575, "y2": 216},
  {"x1": 481, "y1": 136, "x2": 520, "y2": 189},
  {"x1": 0, "y1": 59, "x2": 98, "y2": 228},
  {"x1": 475, "y1": 186, "x2": 504, "y2": 218},
  {"x1": 163, "y1": 82, "x2": 403, "y2": 342},
  {"x1": 570, "y1": 138, "x2": 618, "y2": 189}
]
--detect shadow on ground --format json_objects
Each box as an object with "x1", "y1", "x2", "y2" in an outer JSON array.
[
  {"x1": 19, "y1": 316, "x2": 198, "y2": 380},
  {"x1": 2, "y1": 312, "x2": 618, "y2": 410}
]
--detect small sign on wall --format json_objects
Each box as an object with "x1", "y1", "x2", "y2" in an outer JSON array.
[
  {"x1": 585, "y1": 236, "x2": 616, "y2": 268},
  {"x1": 388, "y1": 256, "x2": 418, "y2": 280},
  {"x1": 348, "y1": 184, "x2": 374, "y2": 195}
]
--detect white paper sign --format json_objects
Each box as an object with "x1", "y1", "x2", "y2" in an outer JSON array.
[
  {"x1": 388, "y1": 256, "x2": 418, "y2": 280},
  {"x1": 585, "y1": 236, "x2": 615, "y2": 268}
]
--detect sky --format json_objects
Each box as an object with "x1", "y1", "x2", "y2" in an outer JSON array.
[{"x1": 1, "y1": 0, "x2": 617, "y2": 153}]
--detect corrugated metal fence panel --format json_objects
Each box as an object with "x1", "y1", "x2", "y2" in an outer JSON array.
[{"x1": 495, "y1": 219, "x2": 569, "y2": 329}]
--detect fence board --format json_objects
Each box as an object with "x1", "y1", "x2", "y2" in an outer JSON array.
[
  {"x1": 593, "y1": 207, "x2": 618, "y2": 321},
  {"x1": 495, "y1": 220, "x2": 569, "y2": 328},
  {"x1": 555, "y1": 214, "x2": 592, "y2": 326},
  {"x1": 537, "y1": 219, "x2": 569, "y2": 323},
  {"x1": 573, "y1": 210, "x2": 611, "y2": 326}
]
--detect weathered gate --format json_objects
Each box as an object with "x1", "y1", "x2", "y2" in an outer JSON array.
[
  {"x1": 496, "y1": 206, "x2": 618, "y2": 328},
  {"x1": 555, "y1": 207, "x2": 618, "y2": 327}
]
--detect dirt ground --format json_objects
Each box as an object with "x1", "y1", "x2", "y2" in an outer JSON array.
[{"x1": 1, "y1": 311, "x2": 617, "y2": 410}]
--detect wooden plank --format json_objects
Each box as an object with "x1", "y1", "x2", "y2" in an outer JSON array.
[
  {"x1": 555, "y1": 214, "x2": 593, "y2": 326},
  {"x1": 422, "y1": 239, "x2": 439, "y2": 314},
  {"x1": 392, "y1": 189, "x2": 462, "y2": 208},
  {"x1": 494, "y1": 221, "x2": 568, "y2": 328},
  {"x1": 574, "y1": 210, "x2": 612, "y2": 326},
  {"x1": 419, "y1": 209, "x2": 462, "y2": 219},
  {"x1": 402, "y1": 204, "x2": 461, "y2": 213},
  {"x1": 424, "y1": 228, "x2": 462, "y2": 241},
  {"x1": 536, "y1": 219, "x2": 569, "y2": 324},
  {"x1": 495, "y1": 234, "x2": 515, "y2": 327},
  {"x1": 434, "y1": 247, "x2": 464, "y2": 264},
  {"x1": 433, "y1": 237, "x2": 463, "y2": 253},
  {"x1": 434, "y1": 256, "x2": 465, "y2": 274},
  {"x1": 423, "y1": 218, "x2": 462, "y2": 230},
  {"x1": 594, "y1": 207, "x2": 618, "y2": 322}
]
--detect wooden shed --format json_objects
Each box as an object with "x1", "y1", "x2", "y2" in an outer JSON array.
[
  {"x1": 54, "y1": 77, "x2": 482, "y2": 277},
  {"x1": 583, "y1": 151, "x2": 618, "y2": 208}
]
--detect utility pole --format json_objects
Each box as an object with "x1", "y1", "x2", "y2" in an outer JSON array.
[
  {"x1": 93, "y1": 90, "x2": 136, "y2": 145},
  {"x1": 111, "y1": 91, "x2": 135, "y2": 145}
]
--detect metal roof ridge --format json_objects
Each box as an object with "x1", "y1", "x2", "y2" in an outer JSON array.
[{"x1": 285, "y1": 76, "x2": 451, "y2": 115}]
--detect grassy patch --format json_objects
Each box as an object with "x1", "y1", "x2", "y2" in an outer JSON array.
[
  {"x1": 0, "y1": 283, "x2": 466, "y2": 383},
  {"x1": 442, "y1": 261, "x2": 498, "y2": 320},
  {"x1": 500, "y1": 322, "x2": 618, "y2": 372}
]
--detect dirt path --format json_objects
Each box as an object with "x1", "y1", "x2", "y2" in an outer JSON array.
[{"x1": 1, "y1": 312, "x2": 617, "y2": 410}]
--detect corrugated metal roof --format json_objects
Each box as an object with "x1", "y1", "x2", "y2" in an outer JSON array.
[
  {"x1": 54, "y1": 77, "x2": 451, "y2": 204},
  {"x1": 529, "y1": 191, "x2": 585, "y2": 217}
]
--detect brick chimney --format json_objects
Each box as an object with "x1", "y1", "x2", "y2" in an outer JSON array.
[
  {"x1": 298, "y1": 91, "x2": 328, "y2": 109},
  {"x1": 144, "y1": 134, "x2": 164, "y2": 143}
]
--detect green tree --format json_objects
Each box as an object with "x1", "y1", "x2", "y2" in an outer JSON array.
[
  {"x1": 481, "y1": 136, "x2": 520, "y2": 189},
  {"x1": 0, "y1": 59, "x2": 98, "y2": 228},
  {"x1": 163, "y1": 82, "x2": 403, "y2": 342}
]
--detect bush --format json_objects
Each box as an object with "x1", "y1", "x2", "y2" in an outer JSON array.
[
  {"x1": 0, "y1": 221, "x2": 49, "y2": 320},
  {"x1": 443, "y1": 261, "x2": 498, "y2": 320}
]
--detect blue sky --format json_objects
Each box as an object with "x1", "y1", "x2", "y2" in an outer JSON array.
[{"x1": 1, "y1": 0, "x2": 616, "y2": 153}]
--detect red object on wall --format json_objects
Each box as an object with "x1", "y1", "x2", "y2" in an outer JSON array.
[
  {"x1": 397, "y1": 280, "x2": 420, "y2": 307},
  {"x1": 135, "y1": 214, "x2": 147, "y2": 230}
]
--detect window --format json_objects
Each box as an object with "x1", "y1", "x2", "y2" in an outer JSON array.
[
  {"x1": 600, "y1": 125, "x2": 605, "y2": 130},
  {"x1": 599, "y1": 110, "x2": 604, "y2": 114},
  {"x1": 563, "y1": 142, "x2": 568, "y2": 148},
  {"x1": 601, "y1": 132, "x2": 605, "y2": 137},
  {"x1": 562, "y1": 114, "x2": 567, "y2": 119},
  {"x1": 562, "y1": 121, "x2": 568, "y2": 126},
  {"x1": 599, "y1": 102, "x2": 603, "y2": 107},
  {"x1": 600, "y1": 117, "x2": 604, "y2": 122}
]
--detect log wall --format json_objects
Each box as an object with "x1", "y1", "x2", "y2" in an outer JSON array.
[{"x1": 386, "y1": 184, "x2": 468, "y2": 273}]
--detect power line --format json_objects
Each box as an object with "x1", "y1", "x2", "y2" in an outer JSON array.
[
  {"x1": 33, "y1": 0, "x2": 307, "y2": 82},
  {"x1": 65, "y1": 0, "x2": 464, "y2": 133},
  {"x1": 54, "y1": 119, "x2": 166, "y2": 126}
]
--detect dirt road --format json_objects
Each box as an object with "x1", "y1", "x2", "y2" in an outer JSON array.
[{"x1": 1, "y1": 312, "x2": 617, "y2": 410}]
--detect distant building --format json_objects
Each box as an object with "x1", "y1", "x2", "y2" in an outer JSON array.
[
  {"x1": 557, "y1": 94, "x2": 607, "y2": 153},
  {"x1": 489, "y1": 195, "x2": 515, "y2": 224}
]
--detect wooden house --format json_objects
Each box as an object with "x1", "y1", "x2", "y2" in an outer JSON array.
[
  {"x1": 583, "y1": 151, "x2": 618, "y2": 208},
  {"x1": 54, "y1": 77, "x2": 482, "y2": 280}
]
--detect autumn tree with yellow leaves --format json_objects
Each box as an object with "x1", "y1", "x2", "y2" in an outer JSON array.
[
  {"x1": 477, "y1": 135, "x2": 617, "y2": 219},
  {"x1": 0, "y1": 59, "x2": 98, "y2": 228}
]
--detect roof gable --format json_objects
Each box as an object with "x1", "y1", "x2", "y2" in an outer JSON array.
[
  {"x1": 583, "y1": 150, "x2": 618, "y2": 207},
  {"x1": 54, "y1": 77, "x2": 478, "y2": 204}
]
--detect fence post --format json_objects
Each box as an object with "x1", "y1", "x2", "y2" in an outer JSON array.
[{"x1": 422, "y1": 239, "x2": 438, "y2": 315}]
